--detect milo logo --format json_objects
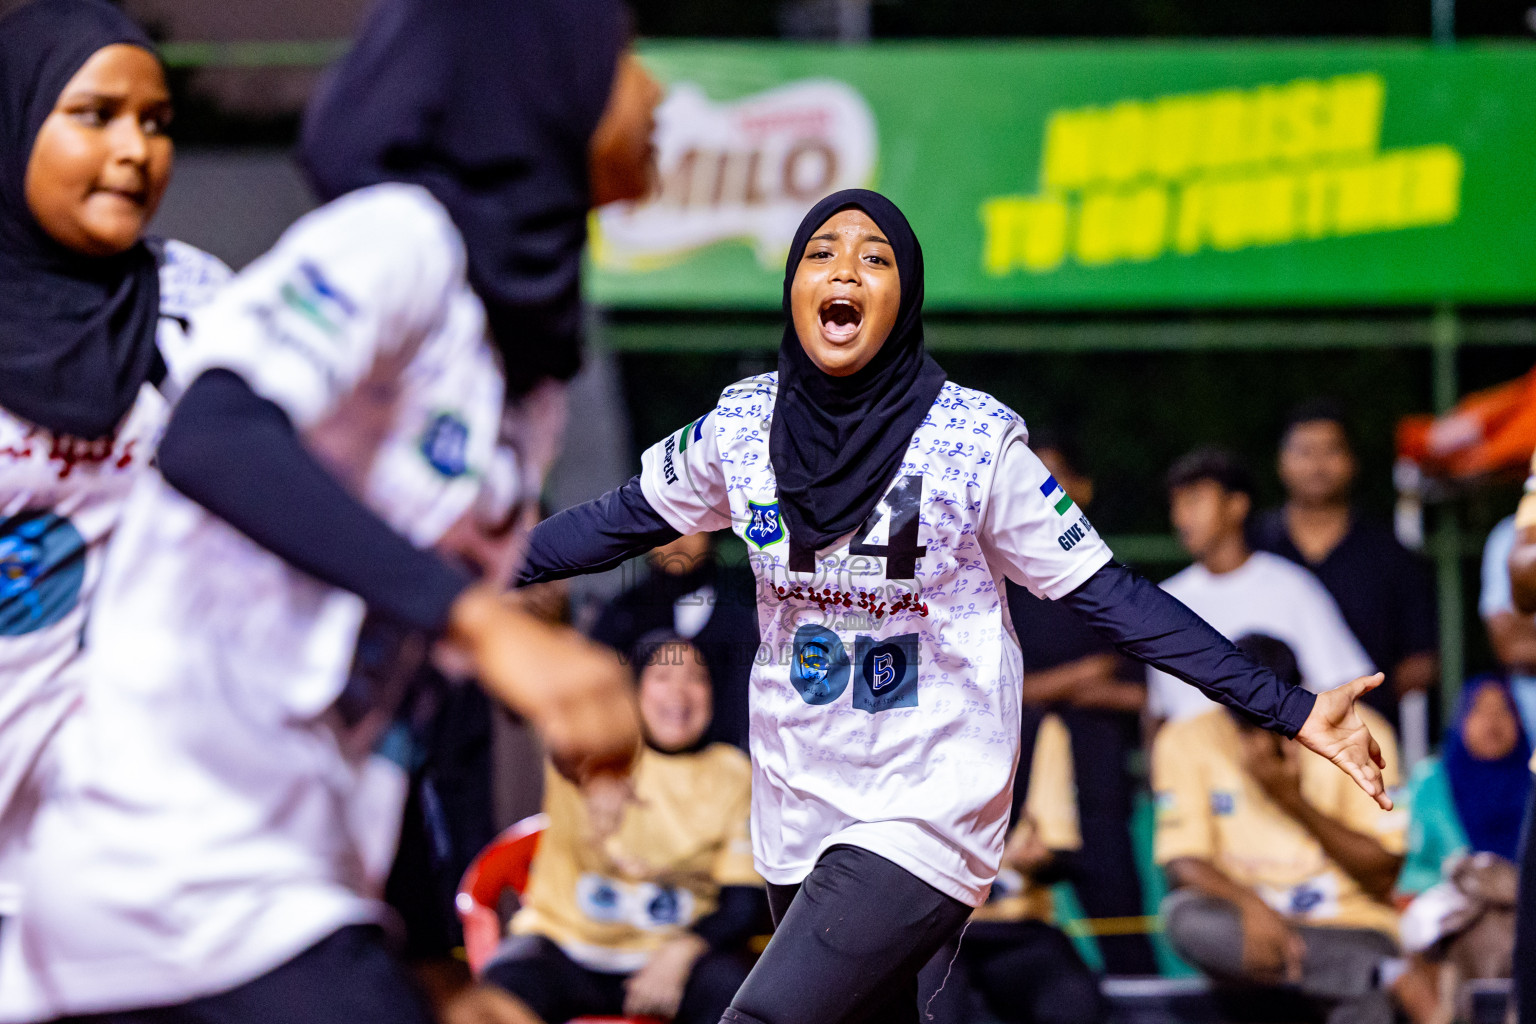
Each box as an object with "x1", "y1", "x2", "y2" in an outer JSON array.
[{"x1": 594, "y1": 79, "x2": 877, "y2": 269}]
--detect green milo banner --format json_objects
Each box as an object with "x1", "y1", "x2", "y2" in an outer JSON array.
[{"x1": 589, "y1": 43, "x2": 1536, "y2": 310}]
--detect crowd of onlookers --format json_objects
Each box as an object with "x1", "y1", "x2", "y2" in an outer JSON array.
[{"x1": 383, "y1": 399, "x2": 1527, "y2": 1024}]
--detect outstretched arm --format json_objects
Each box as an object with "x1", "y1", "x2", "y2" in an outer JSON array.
[
  {"x1": 523, "y1": 410, "x2": 732, "y2": 585},
  {"x1": 520, "y1": 476, "x2": 681, "y2": 585},
  {"x1": 1060, "y1": 564, "x2": 1315, "y2": 736},
  {"x1": 1061, "y1": 563, "x2": 1391, "y2": 809},
  {"x1": 980, "y1": 432, "x2": 1389, "y2": 807}
]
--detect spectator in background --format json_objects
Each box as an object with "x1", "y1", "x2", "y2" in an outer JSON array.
[
  {"x1": 1479, "y1": 514, "x2": 1536, "y2": 741},
  {"x1": 1005, "y1": 430, "x2": 1156, "y2": 975},
  {"x1": 1155, "y1": 634, "x2": 1408, "y2": 1024},
  {"x1": 1253, "y1": 400, "x2": 1439, "y2": 736},
  {"x1": 1150, "y1": 447, "x2": 1375, "y2": 725},
  {"x1": 918, "y1": 714, "x2": 1109, "y2": 1024},
  {"x1": 1390, "y1": 676, "x2": 1526, "y2": 1024},
  {"x1": 592, "y1": 532, "x2": 756, "y2": 750},
  {"x1": 1398, "y1": 676, "x2": 1531, "y2": 898},
  {"x1": 481, "y1": 631, "x2": 764, "y2": 1024}
]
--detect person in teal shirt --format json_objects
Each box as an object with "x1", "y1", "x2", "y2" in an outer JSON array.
[{"x1": 1399, "y1": 676, "x2": 1530, "y2": 896}]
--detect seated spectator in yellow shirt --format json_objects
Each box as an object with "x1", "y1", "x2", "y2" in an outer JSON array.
[
  {"x1": 1153, "y1": 634, "x2": 1409, "y2": 1024},
  {"x1": 483, "y1": 630, "x2": 765, "y2": 1024},
  {"x1": 918, "y1": 714, "x2": 1108, "y2": 1024}
]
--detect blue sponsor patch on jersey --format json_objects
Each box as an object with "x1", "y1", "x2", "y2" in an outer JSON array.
[
  {"x1": 745, "y1": 499, "x2": 784, "y2": 549},
  {"x1": 853, "y1": 632, "x2": 919, "y2": 713},
  {"x1": 419, "y1": 412, "x2": 470, "y2": 478},
  {"x1": 646, "y1": 887, "x2": 683, "y2": 926},
  {"x1": 1289, "y1": 883, "x2": 1325, "y2": 915},
  {"x1": 0, "y1": 511, "x2": 85, "y2": 636},
  {"x1": 576, "y1": 875, "x2": 625, "y2": 923},
  {"x1": 789, "y1": 623, "x2": 850, "y2": 705}
]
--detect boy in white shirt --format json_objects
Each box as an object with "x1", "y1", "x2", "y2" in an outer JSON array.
[{"x1": 1149, "y1": 447, "x2": 1375, "y2": 724}]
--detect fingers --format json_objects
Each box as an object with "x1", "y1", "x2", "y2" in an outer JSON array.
[
  {"x1": 1350, "y1": 672, "x2": 1386, "y2": 697},
  {"x1": 1341, "y1": 757, "x2": 1393, "y2": 810},
  {"x1": 1368, "y1": 733, "x2": 1385, "y2": 771}
]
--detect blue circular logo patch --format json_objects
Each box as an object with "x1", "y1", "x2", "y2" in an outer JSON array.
[
  {"x1": 647, "y1": 887, "x2": 682, "y2": 926},
  {"x1": 419, "y1": 412, "x2": 470, "y2": 478},
  {"x1": 0, "y1": 511, "x2": 86, "y2": 636},
  {"x1": 789, "y1": 624, "x2": 850, "y2": 705}
]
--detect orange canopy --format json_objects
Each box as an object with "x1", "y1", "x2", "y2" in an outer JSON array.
[{"x1": 1397, "y1": 365, "x2": 1536, "y2": 482}]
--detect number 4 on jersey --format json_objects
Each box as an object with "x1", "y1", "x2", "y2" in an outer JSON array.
[{"x1": 850, "y1": 474, "x2": 927, "y2": 580}]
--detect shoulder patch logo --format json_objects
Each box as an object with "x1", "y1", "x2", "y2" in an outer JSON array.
[
  {"x1": 745, "y1": 499, "x2": 784, "y2": 549},
  {"x1": 278, "y1": 260, "x2": 357, "y2": 338},
  {"x1": 1039, "y1": 474, "x2": 1075, "y2": 516},
  {"x1": 677, "y1": 416, "x2": 706, "y2": 453}
]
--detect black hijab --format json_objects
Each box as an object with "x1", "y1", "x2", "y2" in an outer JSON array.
[
  {"x1": 298, "y1": 0, "x2": 629, "y2": 396},
  {"x1": 770, "y1": 189, "x2": 947, "y2": 553},
  {"x1": 0, "y1": 0, "x2": 163, "y2": 440}
]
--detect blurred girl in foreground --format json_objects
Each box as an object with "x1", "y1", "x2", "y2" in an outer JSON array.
[
  {"x1": 8, "y1": 1, "x2": 661, "y2": 1020},
  {"x1": 0, "y1": 0, "x2": 228, "y2": 970}
]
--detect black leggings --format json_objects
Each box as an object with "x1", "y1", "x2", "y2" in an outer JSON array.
[
  {"x1": 721, "y1": 845, "x2": 973, "y2": 1024},
  {"x1": 56, "y1": 926, "x2": 433, "y2": 1024}
]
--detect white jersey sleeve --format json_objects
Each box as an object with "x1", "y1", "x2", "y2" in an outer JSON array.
[
  {"x1": 176, "y1": 184, "x2": 466, "y2": 429},
  {"x1": 153, "y1": 239, "x2": 233, "y2": 401},
  {"x1": 638, "y1": 410, "x2": 732, "y2": 535},
  {"x1": 980, "y1": 420, "x2": 1113, "y2": 600}
]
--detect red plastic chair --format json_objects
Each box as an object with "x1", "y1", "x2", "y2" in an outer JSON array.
[
  {"x1": 455, "y1": 814, "x2": 657, "y2": 1024},
  {"x1": 456, "y1": 813, "x2": 548, "y2": 975}
]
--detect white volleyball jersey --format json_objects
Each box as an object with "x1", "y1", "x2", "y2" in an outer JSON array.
[
  {"x1": 9, "y1": 184, "x2": 507, "y2": 1018},
  {"x1": 0, "y1": 240, "x2": 229, "y2": 918},
  {"x1": 639, "y1": 374, "x2": 1113, "y2": 906}
]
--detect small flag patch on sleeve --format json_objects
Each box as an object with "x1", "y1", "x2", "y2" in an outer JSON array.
[
  {"x1": 1039, "y1": 475, "x2": 1075, "y2": 516},
  {"x1": 677, "y1": 417, "x2": 706, "y2": 453}
]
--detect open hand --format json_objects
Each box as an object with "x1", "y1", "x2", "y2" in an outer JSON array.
[
  {"x1": 447, "y1": 586, "x2": 641, "y2": 785},
  {"x1": 1294, "y1": 673, "x2": 1391, "y2": 810}
]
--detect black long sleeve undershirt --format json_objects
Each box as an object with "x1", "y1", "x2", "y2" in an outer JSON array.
[
  {"x1": 1059, "y1": 562, "x2": 1316, "y2": 737},
  {"x1": 518, "y1": 473, "x2": 680, "y2": 586},
  {"x1": 158, "y1": 369, "x2": 473, "y2": 633},
  {"x1": 519, "y1": 481, "x2": 1316, "y2": 736}
]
